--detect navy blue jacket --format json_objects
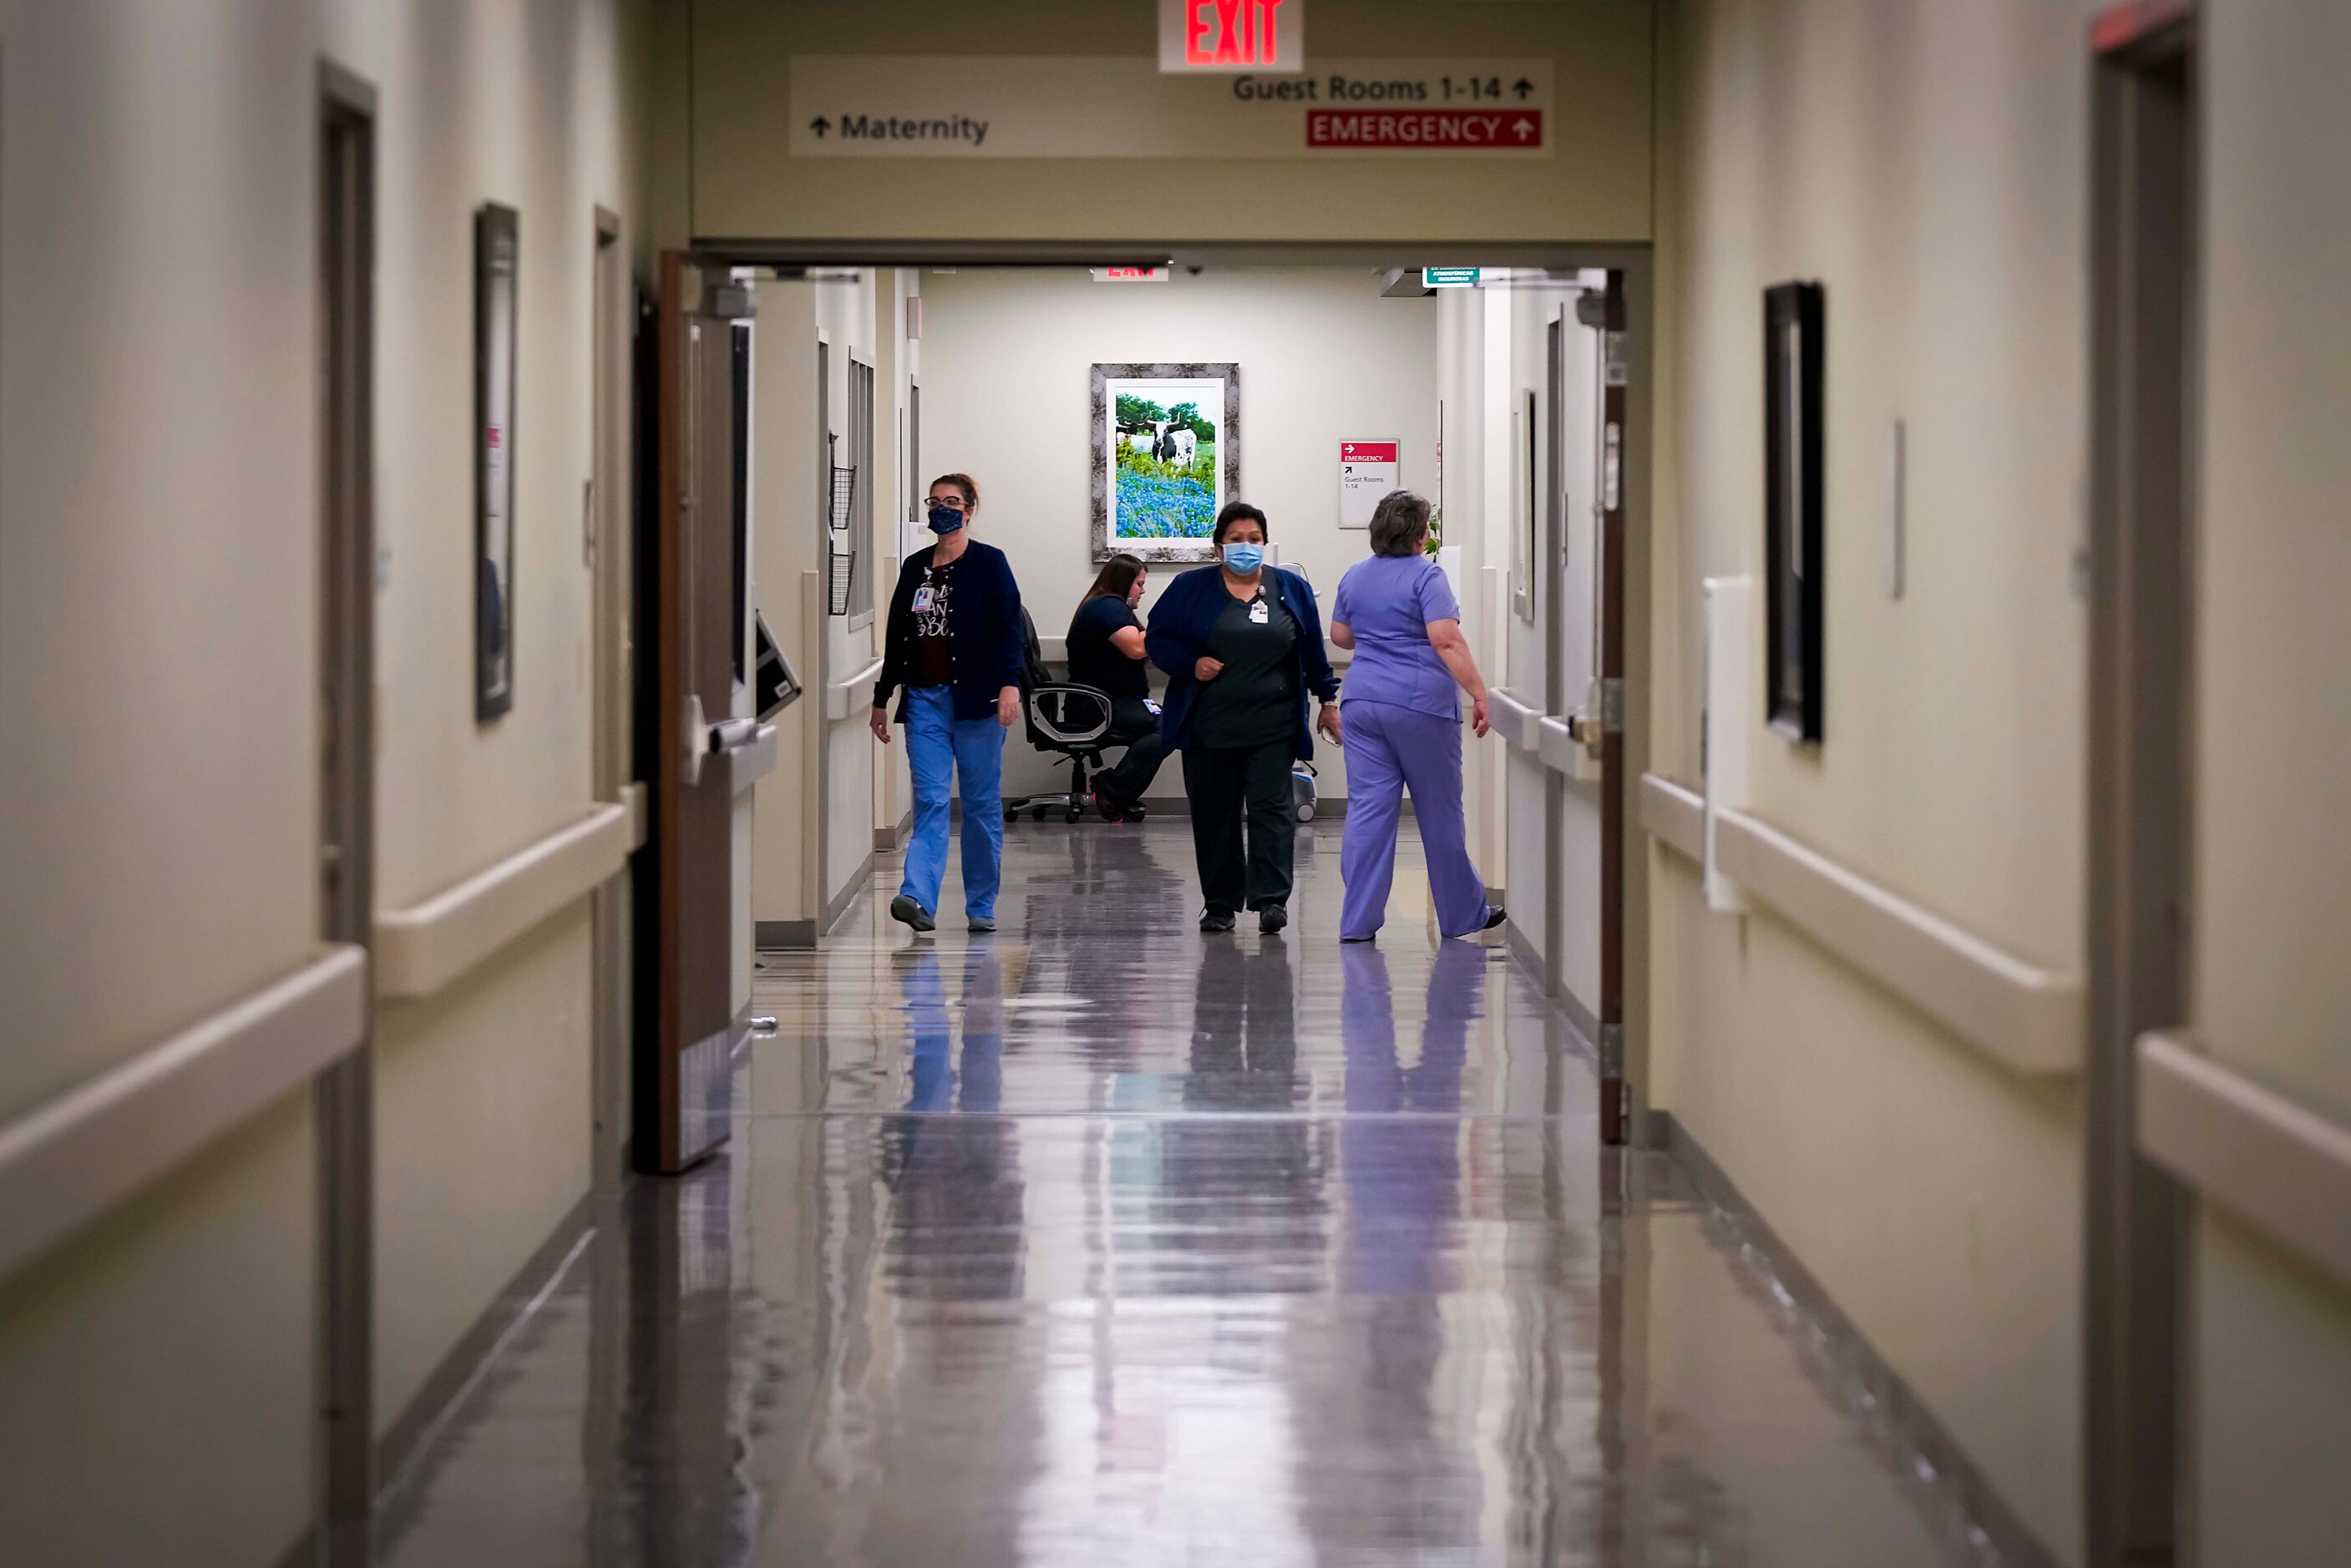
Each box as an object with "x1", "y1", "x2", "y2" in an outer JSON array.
[
  {"x1": 873, "y1": 539, "x2": 1026, "y2": 724},
  {"x1": 1145, "y1": 564, "x2": 1340, "y2": 759}
]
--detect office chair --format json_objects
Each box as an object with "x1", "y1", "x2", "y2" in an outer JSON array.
[
  {"x1": 1002, "y1": 606, "x2": 1114, "y2": 823},
  {"x1": 1004, "y1": 682, "x2": 1116, "y2": 822}
]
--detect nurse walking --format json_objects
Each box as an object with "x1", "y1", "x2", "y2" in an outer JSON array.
[
  {"x1": 870, "y1": 473, "x2": 1026, "y2": 934},
  {"x1": 1328, "y1": 491, "x2": 1507, "y2": 943}
]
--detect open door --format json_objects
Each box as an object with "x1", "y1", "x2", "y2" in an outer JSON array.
[
  {"x1": 1594, "y1": 273, "x2": 1629, "y2": 1146},
  {"x1": 643, "y1": 252, "x2": 760, "y2": 1174}
]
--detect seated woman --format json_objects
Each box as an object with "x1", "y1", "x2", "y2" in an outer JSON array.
[{"x1": 1067, "y1": 553, "x2": 1166, "y2": 821}]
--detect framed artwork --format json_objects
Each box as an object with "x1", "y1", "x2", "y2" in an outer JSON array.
[
  {"x1": 474, "y1": 202, "x2": 519, "y2": 721},
  {"x1": 1091, "y1": 362, "x2": 1239, "y2": 563},
  {"x1": 1764, "y1": 281, "x2": 1825, "y2": 743}
]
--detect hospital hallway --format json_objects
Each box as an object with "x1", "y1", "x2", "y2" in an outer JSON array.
[{"x1": 376, "y1": 823, "x2": 1990, "y2": 1568}]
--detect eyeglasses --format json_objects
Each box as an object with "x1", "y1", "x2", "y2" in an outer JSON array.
[{"x1": 928, "y1": 494, "x2": 969, "y2": 511}]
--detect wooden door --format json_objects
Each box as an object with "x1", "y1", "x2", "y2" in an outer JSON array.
[{"x1": 646, "y1": 253, "x2": 747, "y2": 1173}]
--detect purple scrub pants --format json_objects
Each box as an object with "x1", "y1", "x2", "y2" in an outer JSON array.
[{"x1": 1338, "y1": 699, "x2": 1492, "y2": 941}]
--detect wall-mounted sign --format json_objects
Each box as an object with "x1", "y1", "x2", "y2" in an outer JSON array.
[
  {"x1": 789, "y1": 58, "x2": 1553, "y2": 159},
  {"x1": 1162, "y1": 0, "x2": 1304, "y2": 73},
  {"x1": 1423, "y1": 266, "x2": 1482, "y2": 288},
  {"x1": 1338, "y1": 439, "x2": 1401, "y2": 529},
  {"x1": 1091, "y1": 266, "x2": 1172, "y2": 282}
]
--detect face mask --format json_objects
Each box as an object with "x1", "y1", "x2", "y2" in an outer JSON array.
[
  {"x1": 926, "y1": 503, "x2": 965, "y2": 534},
  {"x1": 1221, "y1": 541, "x2": 1265, "y2": 574}
]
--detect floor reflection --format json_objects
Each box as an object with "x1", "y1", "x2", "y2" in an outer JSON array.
[{"x1": 381, "y1": 822, "x2": 2000, "y2": 1568}]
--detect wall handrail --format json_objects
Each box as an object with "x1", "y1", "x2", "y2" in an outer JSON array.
[
  {"x1": 1488, "y1": 686, "x2": 1543, "y2": 751},
  {"x1": 0, "y1": 945, "x2": 368, "y2": 1287},
  {"x1": 2139, "y1": 1029, "x2": 2351, "y2": 1291},
  {"x1": 1639, "y1": 772, "x2": 1704, "y2": 859},
  {"x1": 825, "y1": 655, "x2": 887, "y2": 721},
  {"x1": 375, "y1": 803, "x2": 631, "y2": 999},
  {"x1": 1639, "y1": 771, "x2": 2083, "y2": 1077}
]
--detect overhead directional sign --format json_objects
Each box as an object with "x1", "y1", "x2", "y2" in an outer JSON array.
[
  {"x1": 789, "y1": 57, "x2": 1553, "y2": 159},
  {"x1": 1162, "y1": 0, "x2": 1304, "y2": 73},
  {"x1": 1423, "y1": 267, "x2": 1482, "y2": 288}
]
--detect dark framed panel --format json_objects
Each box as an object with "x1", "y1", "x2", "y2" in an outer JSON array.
[
  {"x1": 474, "y1": 202, "x2": 519, "y2": 721},
  {"x1": 1090, "y1": 362, "x2": 1240, "y2": 563},
  {"x1": 1763, "y1": 280, "x2": 1825, "y2": 742}
]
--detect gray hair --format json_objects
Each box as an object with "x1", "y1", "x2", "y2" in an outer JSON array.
[{"x1": 1366, "y1": 490, "x2": 1432, "y2": 557}]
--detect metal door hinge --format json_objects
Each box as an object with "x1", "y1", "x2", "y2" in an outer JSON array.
[
  {"x1": 1599, "y1": 1024, "x2": 1624, "y2": 1076},
  {"x1": 1600, "y1": 678, "x2": 1624, "y2": 735}
]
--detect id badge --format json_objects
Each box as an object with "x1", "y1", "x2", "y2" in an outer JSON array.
[
  {"x1": 911, "y1": 584, "x2": 935, "y2": 613},
  {"x1": 1249, "y1": 599, "x2": 1269, "y2": 625}
]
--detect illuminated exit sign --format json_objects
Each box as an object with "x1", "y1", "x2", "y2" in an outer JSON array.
[
  {"x1": 1423, "y1": 267, "x2": 1482, "y2": 289},
  {"x1": 1091, "y1": 266, "x2": 1171, "y2": 282},
  {"x1": 1161, "y1": 0, "x2": 1304, "y2": 73}
]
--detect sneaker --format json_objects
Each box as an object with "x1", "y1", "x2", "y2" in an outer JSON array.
[
  {"x1": 1481, "y1": 906, "x2": 1507, "y2": 933},
  {"x1": 889, "y1": 893, "x2": 935, "y2": 933},
  {"x1": 968, "y1": 914, "x2": 996, "y2": 934},
  {"x1": 1198, "y1": 906, "x2": 1237, "y2": 933},
  {"x1": 1092, "y1": 784, "x2": 1124, "y2": 823},
  {"x1": 1258, "y1": 904, "x2": 1288, "y2": 934},
  {"x1": 1340, "y1": 932, "x2": 1376, "y2": 944}
]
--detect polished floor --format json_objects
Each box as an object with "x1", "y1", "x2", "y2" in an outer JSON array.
[{"x1": 380, "y1": 821, "x2": 2001, "y2": 1566}]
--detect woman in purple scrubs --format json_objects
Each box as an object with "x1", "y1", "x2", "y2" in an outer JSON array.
[{"x1": 1327, "y1": 491, "x2": 1507, "y2": 944}]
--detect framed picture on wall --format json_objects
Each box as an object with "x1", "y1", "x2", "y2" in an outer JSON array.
[
  {"x1": 1764, "y1": 280, "x2": 1825, "y2": 742},
  {"x1": 474, "y1": 202, "x2": 519, "y2": 721},
  {"x1": 1091, "y1": 362, "x2": 1239, "y2": 563}
]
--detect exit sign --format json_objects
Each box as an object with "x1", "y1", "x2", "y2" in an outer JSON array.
[
  {"x1": 1423, "y1": 267, "x2": 1482, "y2": 289},
  {"x1": 1161, "y1": 0, "x2": 1303, "y2": 73},
  {"x1": 1091, "y1": 266, "x2": 1172, "y2": 283}
]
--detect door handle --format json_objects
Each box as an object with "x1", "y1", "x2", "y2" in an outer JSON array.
[{"x1": 707, "y1": 717, "x2": 762, "y2": 754}]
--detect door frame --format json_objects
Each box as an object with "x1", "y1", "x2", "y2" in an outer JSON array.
[
  {"x1": 590, "y1": 207, "x2": 633, "y2": 1189},
  {"x1": 2084, "y1": 4, "x2": 2197, "y2": 1563},
  {"x1": 314, "y1": 57, "x2": 377, "y2": 1568}
]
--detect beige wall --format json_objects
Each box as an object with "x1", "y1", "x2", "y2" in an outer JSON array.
[
  {"x1": 1648, "y1": 2, "x2": 2098, "y2": 1559},
  {"x1": 674, "y1": 0, "x2": 1654, "y2": 248},
  {"x1": 0, "y1": 0, "x2": 650, "y2": 1557},
  {"x1": 751, "y1": 271, "x2": 889, "y2": 930},
  {"x1": 2191, "y1": 1, "x2": 2351, "y2": 1557}
]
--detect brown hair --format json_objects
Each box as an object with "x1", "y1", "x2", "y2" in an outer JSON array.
[
  {"x1": 1212, "y1": 500, "x2": 1269, "y2": 544},
  {"x1": 930, "y1": 472, "x2": 979, "y2": 508},
  {"x1": 1083, "y1": 553, "x2": 1146, "y2": 605},
  {"x1": 1367, "y1": 490, "x2": 1431, "y2": 557}
]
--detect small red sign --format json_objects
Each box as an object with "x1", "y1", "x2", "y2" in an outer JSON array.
[
  {"x1": 1306, "y1": 109, "x2": 1543, "y2": 150},
  {"x1": 1341, "y1": 441, "x2": 1400, "y2": 463}
]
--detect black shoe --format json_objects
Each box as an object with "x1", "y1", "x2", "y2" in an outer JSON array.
[
  {"x1": 1199, "y1": 906, "x2": 1237, "y2": 933},
  {"x1": 1092, "y1": 784, "x2": 1127, "y2": 823},
  {"x1": 1258, "y1": 904, "x2": 1288, "y2": 934},
  {"x1": 1481, "y1": 906, "x2": 1507, "y2": 932},
  {"x1": 890, "y1": 893, "x2": 935, "y2": 933},
  {"x1": 1341, "y1": 933, "x2": 1376, "y2": 944}
]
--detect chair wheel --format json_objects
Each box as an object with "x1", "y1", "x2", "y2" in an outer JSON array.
[
  {"x1": 1065, "y1": 805, "x2": 1083, "y2": 822},
  {"x1": 1032, "y1": 807, "x2": 1049, "y2": 822}
]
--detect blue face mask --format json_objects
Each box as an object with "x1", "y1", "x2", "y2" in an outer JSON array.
[
  {"x1": 926, "y1": 503, "x2": 966, "y2": 535},
  {"x1": 1221, "y1": 541, "x2": 1265, "y2": 574}
]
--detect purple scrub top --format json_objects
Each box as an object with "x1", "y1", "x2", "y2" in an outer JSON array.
[{"x1": 1330, "y1": 553, "x2": 1462, "y2": 720}]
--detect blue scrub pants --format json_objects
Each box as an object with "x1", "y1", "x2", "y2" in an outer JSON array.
[{"x1": 900, "y1": 685, "x2": 1006, "y2": 920}]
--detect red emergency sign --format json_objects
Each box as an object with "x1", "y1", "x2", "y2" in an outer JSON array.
[
  {"x1": 1306, "y1": 109, "x2": 1543, "y2": 149},
  {"x1": 1342, "y1": 441, "x2": 1400, "y2": 463}
]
